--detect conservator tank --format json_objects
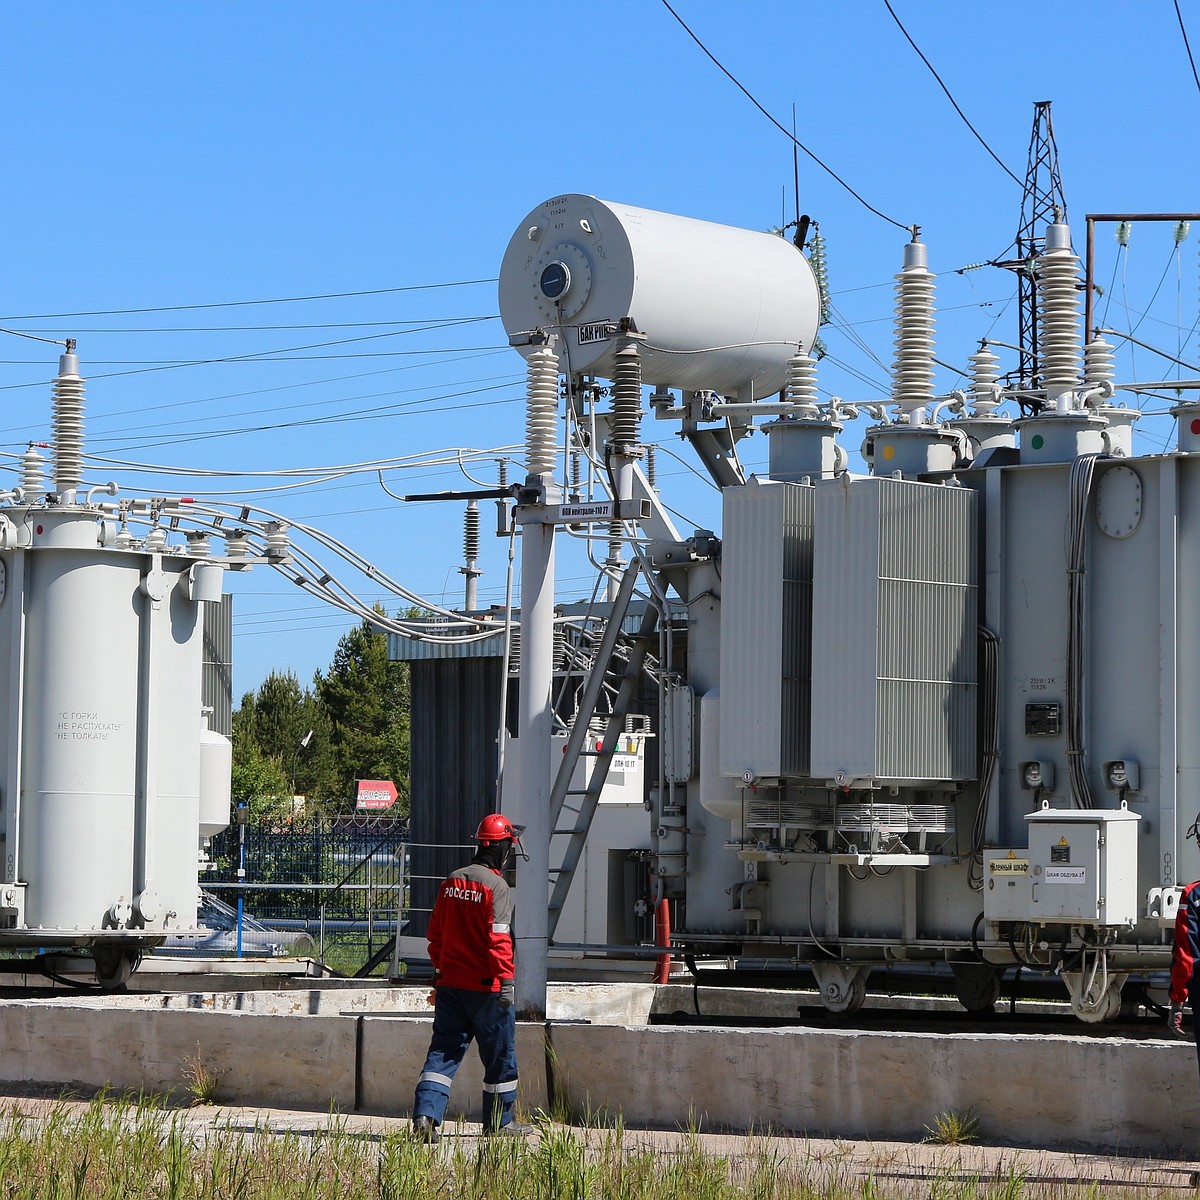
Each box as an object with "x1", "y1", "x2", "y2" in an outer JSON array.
[{"x1": 498, "y1": 194, "x2": 820, "y2": 399}]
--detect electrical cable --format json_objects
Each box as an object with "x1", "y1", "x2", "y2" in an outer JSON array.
[
  {"x1": 1065, "y1": 454, "x2": 1100, "y2": 809},
  {"x1": 657, "y1": 0, "x2": 910, "y2": 233},
  {"x1": 1094, "y1": 326, "x2": 1200, "y2": 374},
  {"x1": 0, "y1": 327, "x2": 69, "y2": 347},
  {"x1": 882, "y1": 1, "x2": 1024, "y2": 190},
  {"x1": 0, "y1": 279, "x2": 499, "y2": 322},
  {"x1": 1175, "y1": 0, "x2": 1200, "y2": 99},
  {"x1": 968, "y1": 626, "x2": 1000, "y2": 891}
]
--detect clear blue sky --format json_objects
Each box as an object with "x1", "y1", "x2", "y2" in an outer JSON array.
[{"x1": 3, "y1": 2, "x2": 1198, "y2": 700}]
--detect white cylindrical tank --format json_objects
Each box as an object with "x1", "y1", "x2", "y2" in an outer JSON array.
[
  {"x1": 17, "y1": 511, "x2": 219, "y2": 932},
  {"x1": 499, "y1": 195, "x2": 820, "y2": 399},
  {"x1": 199, "y1": 724, "x2": 233, "y2": 844},
  {"x1": 21, "y1": 527, "x2": 142, "y2": 928}
]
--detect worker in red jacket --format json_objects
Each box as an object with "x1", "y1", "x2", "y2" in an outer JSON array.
[
  {"x1": 411, "y1": 813, "x2": 533, "y2": 1142},
  {"x1": 1168, "y1": 815, "x2": 1200, "y2": 1054}
]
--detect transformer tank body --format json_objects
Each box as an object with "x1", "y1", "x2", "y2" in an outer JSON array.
[{"x1": 0, "y1": 352, "x2": 231, "y2": 985}]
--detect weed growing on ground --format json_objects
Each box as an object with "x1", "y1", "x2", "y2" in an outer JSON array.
[
  {"x1": 924, "y1": 1109, "x2": 982, "y2": 1146},
  {"x1": 181, "y1": 1047, "x2": 222, "y2": 1107}
]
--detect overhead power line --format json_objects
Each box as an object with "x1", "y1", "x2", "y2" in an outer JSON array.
[
  {"x1": 1175, "y1": 0, "x2": 1200, "y2": 98},
  {"x1": 0, "y1": 278, "x2": 498, "y2": 322},
  {"x1": 657, "y1": 0, "x2": 910, "y2": 233},
  {"x1": 882, "y1": 1, "x2": 1024, "y2": 190}
]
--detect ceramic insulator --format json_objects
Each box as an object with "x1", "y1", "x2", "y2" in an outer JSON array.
[
  {"x1": 609, "y1": 341, "x2": 643, "y2": 448},
  {"x1": 785, "y1": 348, "x2": 820, "y2": 416},
  {"x1": 891, "y1": 241, "x2": 936, "y2": 415},
  {"x1": 145, "y1": 526, "x2": 168, "y2": 552},
  {"x1": 51, "y1": 352, "x2": 86, "y2": 494},
  {"x1": 1036, "y1": 228, "x2": 1083, "y2": 399},
  {"x1": 524, "y1": 345, "x2": 559, "y2": 478},
  {"x1": 463, "y1": 500, "x2": 480, "y2": 562},
  {"x1": 20, "y1": 445, "x2": 46, "y2": 497},
  {"x1": 969, "y1": 344, "x2": 1002, "y2": 416},
  {"x1": 1083, "y1": 336, "x2": 1116, "y2": 392},
  {"x1": 225, "y1": 530, "x2": 250, "y2": 559},
  {"x1": 265, "y1": 521, "x2": 292, "y2": 563}
]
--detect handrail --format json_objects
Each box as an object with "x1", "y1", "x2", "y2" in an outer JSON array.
[{"x1": 318, "y1": 831, "x2": 406, "y2": 964}]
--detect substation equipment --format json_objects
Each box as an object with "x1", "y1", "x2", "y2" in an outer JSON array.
[
  {"x1": 496, "y1": 194, "x2": 1200, "y2": 1022},
  {"x1": 0, "y1": 348, "x2": 241, "y2": 986}
]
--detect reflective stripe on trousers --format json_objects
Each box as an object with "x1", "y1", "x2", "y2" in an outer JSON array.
[{"x1": 412, "y1": 985, "x2": 519, "y2": 1130}]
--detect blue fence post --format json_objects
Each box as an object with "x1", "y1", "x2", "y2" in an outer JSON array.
[{"x1": 235, "y1": 801, "x2": 249, "y2": 958}]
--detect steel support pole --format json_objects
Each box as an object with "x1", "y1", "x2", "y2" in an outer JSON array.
[{"x1": 512, "y1": 497, "x2": 556, "y2": 1021}]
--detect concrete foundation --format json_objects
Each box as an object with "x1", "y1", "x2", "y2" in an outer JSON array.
[{"x1": 0, "y1": 984, "x2": 1195, "y2": 1154}]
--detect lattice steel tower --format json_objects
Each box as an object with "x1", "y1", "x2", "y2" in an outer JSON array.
[{"x1": 1011, "y1": 100, "x2": 1067, "y2": 392}]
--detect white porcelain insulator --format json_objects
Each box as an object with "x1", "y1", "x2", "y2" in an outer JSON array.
[
  {"x1": 265, "y1": 521, "x2": 291, "y2": 562},
  {"x1": 20, "y1": 445, "x2": 46, "y2": 498},
  {"x1": 1083, "y1": 336, "x2": 1116, "y2": 392},
  {"x1": 891, "y1": 246, "x2": 936, "y2": 415},
  {"x1": 114, "y1": 524, "x2": 134, "y2": 550},
  {"x1": 785, "y1": 349, "x2": 821, "y2": 416},
  {"x1": 524, "y1": 344, "x2": 560, "y2": 479},
  {"x1": 224, "y1": 530, "x2": 250, "y2": 559},
  {"x1": 51, "y1": 352, "x2": 86, "y2": 494},
  {"x1": 969, "y1": 344, "x2": 1002, "y2": 417},
  {"x1": 145, "y1": 526, "x2": 168, "y2": 552},
  {"x1": 1036, "y1": 241, "x2": 1084, "y2": 400}
]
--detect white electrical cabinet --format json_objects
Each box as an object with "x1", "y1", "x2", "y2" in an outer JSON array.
[{"x1": 1023, "y1": 807, "x2": 1141, "y2": 926}]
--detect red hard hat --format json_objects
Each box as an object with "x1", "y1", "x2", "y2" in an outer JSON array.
[{"x1": 476, "y1": 813, "x2": 524, "y2": 843}]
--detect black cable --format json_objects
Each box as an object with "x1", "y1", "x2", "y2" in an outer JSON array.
[
  {"x1": 658, "y1": 0, "x2": 910, "y2": 233},
  {"x1": 0, "y1": 278, "x2": 498, "y2": 322},
  {"x1": 1175, "y1": 0, "x2": 1200, "y2": 99},
  {"x1": 10, "y1": 316, "x2": 498, "y2": 336},
  {"x1": 883, "y1": 1, "x2": 1024, "y2": 190}
]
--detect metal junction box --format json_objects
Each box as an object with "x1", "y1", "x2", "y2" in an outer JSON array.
[
  {"x1": 984, "y1": 850, "x2": 1032, "y2": 922},
  {"x1": 1024, "y1": 807, "x2": 1141, "y2": 926}
]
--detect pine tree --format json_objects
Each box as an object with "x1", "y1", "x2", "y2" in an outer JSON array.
[{"x1": 314, "y1": 610, "x2": 410, "y2": 816}]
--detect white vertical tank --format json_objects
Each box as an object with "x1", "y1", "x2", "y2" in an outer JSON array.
[
  {"x1": 498, "y1": 195, "x2": 820, "y2": 399},
  {"x1": 11, "y1": 508, "x2": 222, "y2": 932}
]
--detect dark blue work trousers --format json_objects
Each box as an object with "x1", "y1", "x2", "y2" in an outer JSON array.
[{"x1": 413, "y1": 985, "x2": 518, "y2": 1129}]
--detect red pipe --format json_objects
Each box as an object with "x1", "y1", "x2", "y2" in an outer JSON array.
[{"x1": 653, "y1": 898, "x2": 671, "y2": 984}]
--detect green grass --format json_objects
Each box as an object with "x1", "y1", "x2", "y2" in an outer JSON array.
[
  {"x1": 0, "y1": 1094, "x2": 1180, "y2": 1199},
  {"x1": 923, "y1": 1110, "x2": 983, "y2": 1146}
]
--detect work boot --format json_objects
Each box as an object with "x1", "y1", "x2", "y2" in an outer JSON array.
[
  {"x1": 487, "y1": 1120, "x2": 535, "y2": 1137},
  {"x1": 411, "y1": 1115, "x2": 440, "y2": 1145}
]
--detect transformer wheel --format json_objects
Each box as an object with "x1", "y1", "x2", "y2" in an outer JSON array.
[
  {"x1": 813, "y1": 968, "x2": 867, "y2": 1015},
  {"x1": 93, "y1": 946, "x2": 139, "y2": 990},
  {"x1": 950, "y1": 962, "x2": 1004, "y2": 1014},
  {"x1": 1071, "y1": 982, "x2": 1123, "y2": 1025}
]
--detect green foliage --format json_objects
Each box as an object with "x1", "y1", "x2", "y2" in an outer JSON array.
[
  {"x1": 232, "y1": 610, "x2": 410, "y2": 819},
  {"x1": 181, "y1": 1048, "x2": 222, "y2": 1106},
  {"x1": 923, "y1": 1109, "x2": 982, "y2": 1145},
  {"x1": 314, "y1": 607, "x2": 411, "y2": 818}
]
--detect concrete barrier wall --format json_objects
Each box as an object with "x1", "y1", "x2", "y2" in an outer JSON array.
[
  {"x1": 0, "y1": 994, "x2": 1195, "y2": 1153},
  {"x1": 0, "y1": 1004, "x2": 356, "y2": 1109},
  {"x1": 358, "y1": 1017, "x2": 548, "y2": 1120},
  {"x1": 546, "y1": 1024, "x2": 1200, "y2": 1155}
]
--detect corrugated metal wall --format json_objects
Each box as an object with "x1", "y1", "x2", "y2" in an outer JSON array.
[
  {"x1": 202, "y1": 594, "x2": 233, "y2": 737},
  {"x1": 810, "y1": 476, "x2": 977, "y2": 783},
  {"x1": 407, "y1": 657, "x2": 503, "y2": 935},
  {"x1": 718, "y1": 478, "x2": 815, "y2": 779}
]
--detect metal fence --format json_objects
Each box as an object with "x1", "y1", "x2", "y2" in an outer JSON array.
[{"x1": 191, "y1": 816, "x2": 413, "y2": 974}]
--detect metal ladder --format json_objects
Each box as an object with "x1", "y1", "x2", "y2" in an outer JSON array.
[{"x1": 546, "y1": 561, "x2": 659, "y2": 938}]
